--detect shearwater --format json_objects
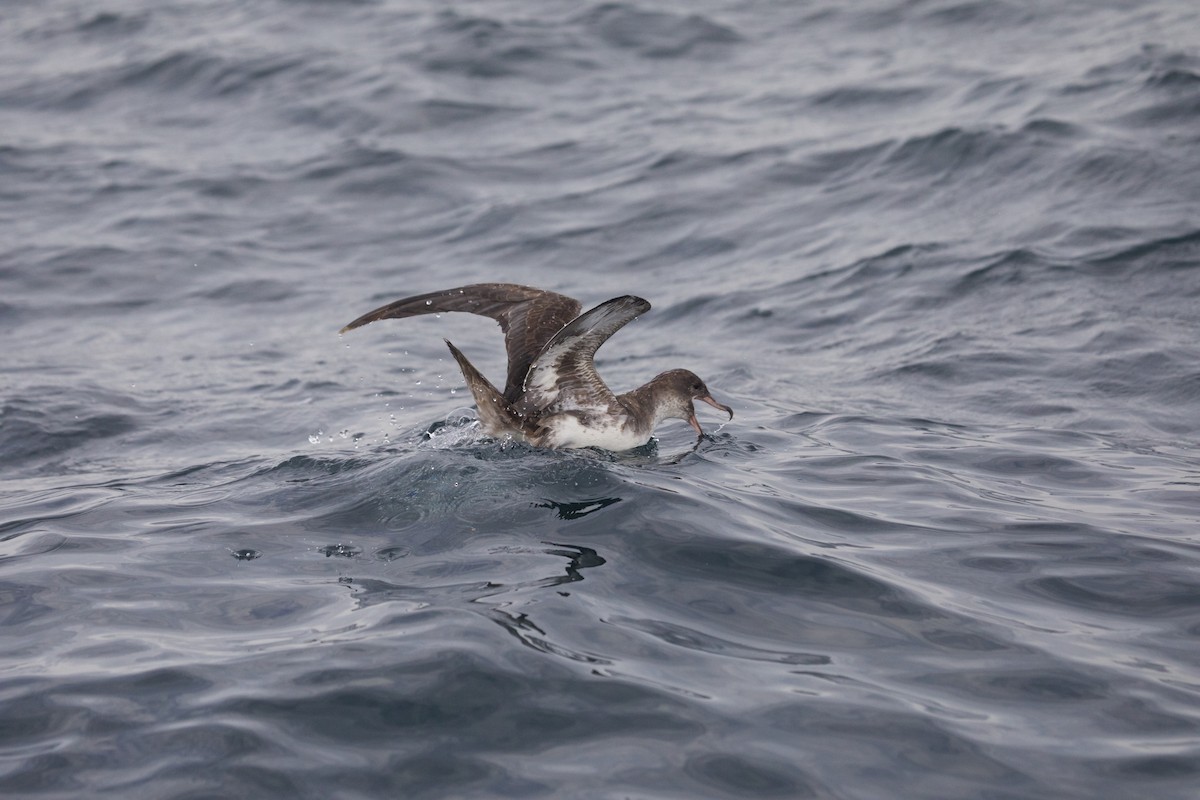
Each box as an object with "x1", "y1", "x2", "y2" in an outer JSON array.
[{"x1": 340, "y1": 283, "x2": 733, "y2": 450}]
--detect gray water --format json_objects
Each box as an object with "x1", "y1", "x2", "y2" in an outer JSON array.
[{"x1": 3, "y1": 1, "x2": 1200, "y2": 798}]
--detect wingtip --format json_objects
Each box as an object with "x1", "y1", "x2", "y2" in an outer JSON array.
[{"x1": 623, "y1": 295, "x2": 652, "y2": 314}]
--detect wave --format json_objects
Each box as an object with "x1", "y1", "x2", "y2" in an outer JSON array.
[{"x1": 580, "y1": 3, "x2": 741, "y2": 58}]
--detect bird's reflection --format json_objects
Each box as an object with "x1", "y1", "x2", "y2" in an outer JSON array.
[
  {"x1": 538, "y1": 541, "x2": 606, "y2": 587},
  {"x1": 343, "y1": 542, "x2": 605, "y2": 605},
  {"x1": 535, "y1": 496, "x2": 622, "y2": 520}
]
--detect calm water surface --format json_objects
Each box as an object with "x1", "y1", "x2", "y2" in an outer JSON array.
[{"x1": 2, "y1": 1, "x2": 1200, "y2": 798}]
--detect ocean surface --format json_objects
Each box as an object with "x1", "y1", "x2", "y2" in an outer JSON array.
[{"x1": 3, "y1": 1, "x2": 1200, "y2": 797}]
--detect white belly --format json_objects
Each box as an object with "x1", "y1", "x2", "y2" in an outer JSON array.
[{"x1": 538, "y1": 413, "x2": 648, "y2": 451}]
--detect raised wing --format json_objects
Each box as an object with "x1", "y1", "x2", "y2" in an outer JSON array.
[
  {"x1": 340, "y1": 283, "x2": 581, "y2": 402},
  {"x1": 517, "y1": 295, "x2": 651, "y2": 416}
]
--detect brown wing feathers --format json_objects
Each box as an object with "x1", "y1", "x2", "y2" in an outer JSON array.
[
  {"x1": 517, "y1": 295, "x2": 651, "y2": 415},
  {"x1": 339, "y1": 283, "x2": 581, "y2": 401}
]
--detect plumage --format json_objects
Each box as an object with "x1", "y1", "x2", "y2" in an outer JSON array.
[
  {"x1": 340, "y1": 283, "x2": 580, "y2": 404},
  {"x1": 340, "y1": 284, "x2": 732, "y2": 451}
]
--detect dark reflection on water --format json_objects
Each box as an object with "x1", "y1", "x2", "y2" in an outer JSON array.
[{"x1": 536, "y1": 496, "x2": 623, "y2": 519}]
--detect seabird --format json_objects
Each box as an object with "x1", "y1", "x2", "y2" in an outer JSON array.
[{"x1": 340, "y1": 283, "x2": 732, "y2": 451}]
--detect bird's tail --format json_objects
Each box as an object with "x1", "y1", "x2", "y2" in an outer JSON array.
[{"x1": 444, "y1": 340, "x2": 529, "y2": 439}]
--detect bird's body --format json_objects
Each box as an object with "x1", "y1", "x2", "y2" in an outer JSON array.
[{"x1": 340, "y1": 283, "x2": 732, "y2": 451}]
